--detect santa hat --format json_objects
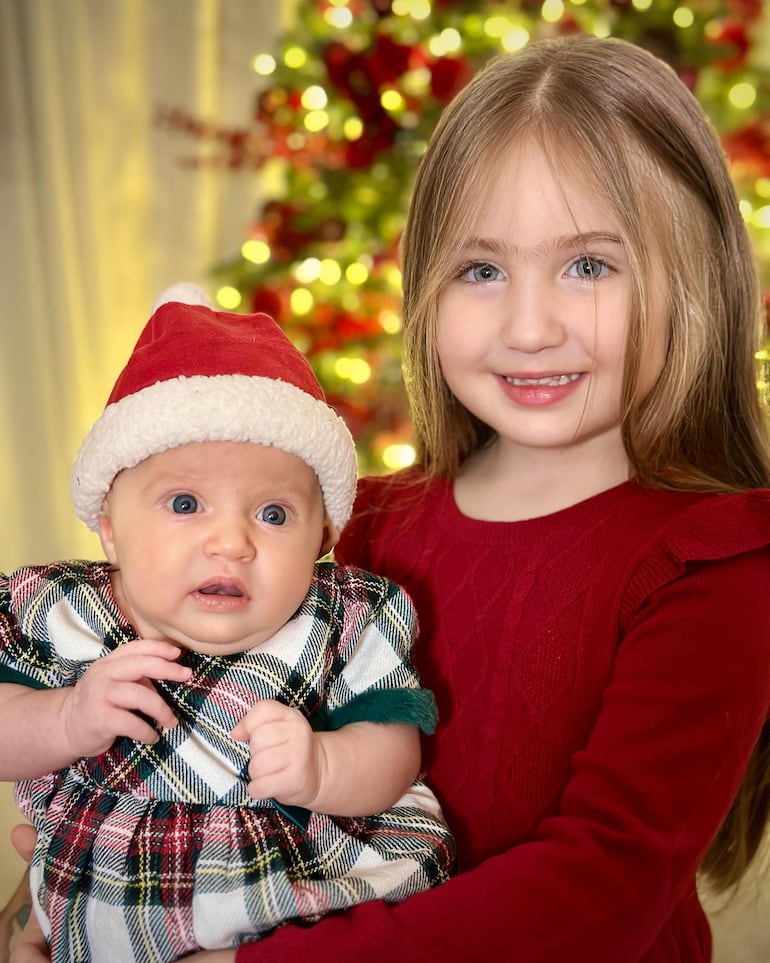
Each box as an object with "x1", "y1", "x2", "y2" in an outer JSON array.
[{"x1": 71, "y1": 284, "x2": 357, "y2": 532}]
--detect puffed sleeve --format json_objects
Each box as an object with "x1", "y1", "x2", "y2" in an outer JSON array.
[
  {"x1": 319, "y1": 565, "x2": 437, "y2": 734},
  {"x1": 0, "y1": 563, "x2": 111, "y2": 689}
]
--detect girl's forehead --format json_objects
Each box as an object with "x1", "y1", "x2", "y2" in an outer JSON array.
[{"x1": 468, "y1": 140, "x2": 622, "y2": 240}]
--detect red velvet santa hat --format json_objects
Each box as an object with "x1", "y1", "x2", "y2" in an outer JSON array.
[{"x1": 71, "y1": 283, "x2": 357, "y2": 532}]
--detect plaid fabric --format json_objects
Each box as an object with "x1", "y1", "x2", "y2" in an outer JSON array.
[{"x1": 1, "y1": 561, "x2": 455, "y2": 962}]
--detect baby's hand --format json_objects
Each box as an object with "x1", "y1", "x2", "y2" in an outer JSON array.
[
  {"x1": 62, "y1": 639, "x2": 192, "y2": 758},
  {"x1": 231, "y1": 700, "x2": 325, "y2": 808}
]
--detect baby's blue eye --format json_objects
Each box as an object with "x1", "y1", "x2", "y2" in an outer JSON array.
[
  {"x1": 169, "y1": 494, "x2": 199, "y2": 514},
  {"x1": 259, "y1": 504, "x2": 287, "y2": 526}
]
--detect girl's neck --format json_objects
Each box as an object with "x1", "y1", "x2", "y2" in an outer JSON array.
[{"x1": 453, "y1": 438, "x2": 632, "y2": 522}]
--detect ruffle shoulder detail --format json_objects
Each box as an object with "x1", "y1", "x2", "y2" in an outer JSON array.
[{"x1": 619, "y1": 489, "x2": 770, "y2": 632}]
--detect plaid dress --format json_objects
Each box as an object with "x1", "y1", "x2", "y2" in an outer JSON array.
[{"x1": 0, "y1": 560, "x2": 455, "y2": 963}]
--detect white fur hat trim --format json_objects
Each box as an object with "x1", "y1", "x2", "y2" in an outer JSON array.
[{"x1": 71, "y1": 373, "x2": 357, "y2": 532}]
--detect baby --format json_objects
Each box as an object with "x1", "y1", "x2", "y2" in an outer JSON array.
[{"x1": 0, "y1": 284, "x2": 454, "y2": 962}]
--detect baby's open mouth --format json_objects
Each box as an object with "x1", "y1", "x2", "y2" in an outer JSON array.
[{"x1": 198, "y1": 582, "x2": 244, "y2": 597}]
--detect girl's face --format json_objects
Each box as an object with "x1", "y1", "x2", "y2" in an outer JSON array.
[
  {"x1": 98, "y1": 441, "x2": 334, "y2": 656},
  {"x1": 436, "y1": 141, "x2": 668, "y2": 473}
]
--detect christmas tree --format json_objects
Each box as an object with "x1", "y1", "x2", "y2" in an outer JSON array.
[{"x1": 160, "y1": 0, "x2": 770, "y2": 472}]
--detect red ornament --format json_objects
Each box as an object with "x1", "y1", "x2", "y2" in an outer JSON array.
[
  {"x1": 250, "y1": 286, "x2": 284, "y2": 318},
  {"x1": 430, "y1": 56, "x2": 471, "y2": 103},
  {"x1": 707, "y1": 18, "x2": 750, "y2": 71},
  {"x1": 323, "y1": 35, "x2": 411, "y2": 113},
  {"x1": 721, "y1": 121, "x2": 770, "y2": 176},
  {"x1": 344, "y1": 118, "x2": 399, "y2": 168},
  {"x1": 726, "y1": 0, "x2": 764, "y2": 21}
]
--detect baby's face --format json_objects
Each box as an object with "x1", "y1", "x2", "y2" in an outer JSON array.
[{"x1": 98, "y1": 441, "x2": 333, "y2": 656}]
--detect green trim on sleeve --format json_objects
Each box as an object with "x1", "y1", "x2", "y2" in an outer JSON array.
[
  {"x1": 324, "y1": 687, "x2": 438, "y2": 734},
  {"x1": 0, "y1": 663, "x2": 48, "y2": 689}
]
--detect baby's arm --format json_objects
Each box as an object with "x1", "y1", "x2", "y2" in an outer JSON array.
[
  {"x1": 0, "y1": 639, "x2": 192, "y2": 780},
  {"x1": 231, "y1": 700, "x2": 420, "y2": 817}
]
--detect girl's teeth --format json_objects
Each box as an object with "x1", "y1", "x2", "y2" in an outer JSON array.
[{"x1": 506, "y1": 373, "x2": 581, "y2": 387}]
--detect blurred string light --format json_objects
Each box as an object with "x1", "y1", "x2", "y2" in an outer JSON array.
[
  {"x1": 381, "y1": 89, "x2": 404, "y2": 114},
  {"x1": 325, "y1": 4, "x2": 353, "y2": 28},
  {"x1": 346, "y1": 262, "x2": 369, "y2": 285},
  {"x1": 301, "y1": 86, "x2": 328, "y2": 110},
  {"x1": 392, "y1": 0, "x2": 431, "y2": 20},
  {"x1": 382, "y1": 443, "x2": 417, "y2": 470},
  {"x1": 284, "y1": 46, "x2": 306, "y2": 69},
  {"x1": 344, "y1": 117, "x2": 364, "y2": 140},
  {"x1": 429, "y1": 29, "x2": 462, "y2": 56},
  {"x1": 242, "y1": 239, "x2": 270, "y2": 264},
  {"x1": 294, "y1": 258, "x2": 321, "y2": 284},
  {"x1": 672, "y1": 6, "x2": 694, "y2": 28},
  {"x1": 541, "y1": 0, "x2": 564, "y2": 25},
  {"x1": 379, "y1": 310, "x2": 402, "y2": 334},
  {"x1": 729, "y1": 82, "x2": 757, "y2": 109},
  {"x1": 216, "y1": 286, "x2": 242, "y2": 310},
  {"x1": 252, "y1": 54, "x2": 276, "y2": 76},
  {"x1": 319, "y1": 259, "x2": 342, "y2": 285},
  {"x1": 335, "y1": 357, "x2": 371, "y2": 383},
  {"x1": 290, "y1": 289, "x2": 314, "y2": 314}
]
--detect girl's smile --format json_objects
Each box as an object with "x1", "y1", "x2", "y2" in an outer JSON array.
[{"x1": 499, "y1": 370, "x2": 586, "y2": 406}]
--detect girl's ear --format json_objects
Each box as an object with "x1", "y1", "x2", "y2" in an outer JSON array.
[
  {"x1": 318, "y1": 519, "x2": 340, "y2": 560},
  {"x1": 97, "y1": 505, "x2": 119, "y2": 566}
]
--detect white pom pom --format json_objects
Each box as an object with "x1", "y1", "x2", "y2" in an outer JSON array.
[{"x1": 152, "y1": 283, "x2": 213, "y2": 311}]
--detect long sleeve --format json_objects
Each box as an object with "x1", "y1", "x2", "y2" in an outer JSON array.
[{"x1": 237, "y1": 546, "x2": 770, "y2": 962}]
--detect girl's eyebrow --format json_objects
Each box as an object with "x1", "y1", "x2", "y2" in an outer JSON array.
[{"x1": 462, "y1": 232, "x2": 624, "y2": 258}]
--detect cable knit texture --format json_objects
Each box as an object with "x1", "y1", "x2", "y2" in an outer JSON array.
[{"x1": 237, "y1": 471, "x2": 770, "y2": 963}]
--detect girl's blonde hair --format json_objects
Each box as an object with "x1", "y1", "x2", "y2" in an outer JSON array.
[{"x1": 400, "y1": 34, "x2": 770, "y2": 890}]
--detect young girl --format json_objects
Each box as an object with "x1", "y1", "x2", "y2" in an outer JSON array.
[
  {"x1": 0, "y1": 287, "x2": 454, "y2": 962},
  {"x1": 8, "y1": 33, "x2": 770, "y2": 963}
]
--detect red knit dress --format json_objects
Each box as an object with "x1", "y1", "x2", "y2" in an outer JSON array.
[{"x1": 237, "y1": 472, "x2": 770, "y2": 963}]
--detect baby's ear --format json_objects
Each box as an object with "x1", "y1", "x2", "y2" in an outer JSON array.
[
  {"x1": 318, "y1": 519, "x2": 340, "y2": 560},
  {"x1": 96, "y1": 505, "x2": 118, "y2": 565}
]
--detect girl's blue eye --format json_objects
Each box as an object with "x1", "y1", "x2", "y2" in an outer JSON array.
[
  {"x1": 569, "y1": 256, "x2": 609, "y2": 281},
  {"x1": 461, "y1": 261, "x2": 504, "y2": 283},
  {"x1": 170, "y1": 494, "x2": 199, "y2": 514},
  {"x1": 259, "y1": 504, "x2": 288, "y2": 526}
]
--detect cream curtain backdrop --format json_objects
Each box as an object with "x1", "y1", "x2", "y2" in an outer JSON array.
[{"x1": 0, "y1": 0, "x2": 283, "y2": 904}]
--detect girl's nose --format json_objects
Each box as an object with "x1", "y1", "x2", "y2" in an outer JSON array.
[
  {"x1": 203, "y1": 515, "x2": 256, "y2": 562},
  {"x1": 500, "y1": 277, "x2": 566, "y2": 353}
]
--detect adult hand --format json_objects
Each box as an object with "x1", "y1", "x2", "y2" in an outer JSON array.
[
  {"x1": 4, "y1": 826, "x2": 238, "y2": 963},
  {"x1": 6, "y1": 824, "x2": 47, "y2": 963}
]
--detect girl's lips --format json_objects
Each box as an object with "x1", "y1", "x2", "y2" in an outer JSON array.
[{"x1": 498, "y1": 371, "x2": 586, "y2": 406}]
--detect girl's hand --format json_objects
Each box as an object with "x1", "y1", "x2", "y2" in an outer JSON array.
[
  {"x1": 231, "y1": 700, "x2": 326, "y2": 808},
  {"x1": 62, "y1": 639, "x2": 192, "y2": 758}
]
